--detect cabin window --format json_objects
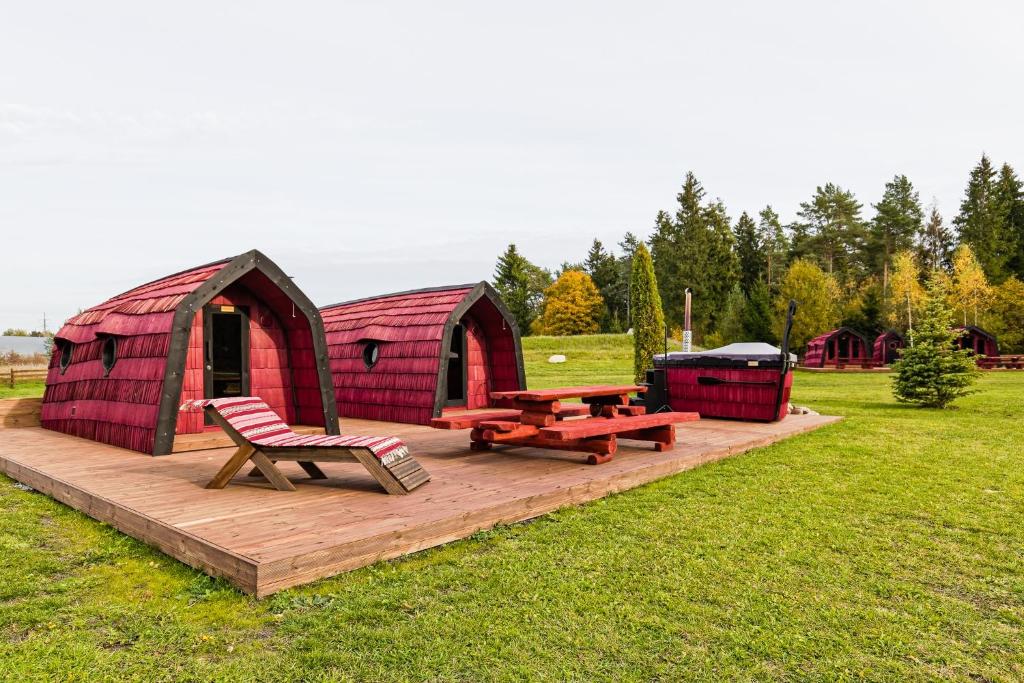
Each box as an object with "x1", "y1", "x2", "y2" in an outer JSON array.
[
  {"x1": 101, "y1": 337, "x2": 117, "y2": 376},
  {"x1": 59, "y1": 340, "x2": 74, "y2": 374},
  {"x1": 363, "y1": 341, "x2": 380, "y2": 370}
]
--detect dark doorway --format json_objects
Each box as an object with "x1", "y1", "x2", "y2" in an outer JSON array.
[
  {"x1": 446, "y1": 323, "x2": 466, "y2": 406},
  {"x1": 204, "y1": 305, "x2": 250, "y2": 421}
]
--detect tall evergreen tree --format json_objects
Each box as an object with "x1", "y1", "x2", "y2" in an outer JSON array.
[
  {"x1": 700, "y1": 200, "x2": 741, "y2": 333},
  {"x1": 954, "y1": 154, "x2": 1008, "y2": 281},
  {"x1": 733, "y1": 211, "x2": 764, "y2": 293},
  {"x1": 649, "y1": 208, "x2": 684, "y2": 330},
  {"x1": 758, "y1": 205, "x2": 790, "y2": 291},
  {"x1": 629, "y1": 243, "x2": 665, "y2": 383},
  {"x1": 994, "y1": 163, "x2": 1024, "y2": 280},
  {"x1": 793, "y1": 183, "x2": 868, "y2": 279},
  {"x1": 585, "y1": 239, "x2": 627, "y2": 332},
  {"x1": 871, "y1": 174, "x2": 924, "y2": 290},
  {"x1": 492, "y1": 244, "x2": 550, "y2": 334},
  {"x1": 916, "y1": 204, "x2": 954, "y2": 272}
]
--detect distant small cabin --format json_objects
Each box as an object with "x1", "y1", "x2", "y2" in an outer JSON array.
[
  {"x1": 42, "y1": 250, "x2": 338, "y2": 455},
  {"x1": 804, "y1": 327, "x2": 871, "y2": 367},
  {"x1": 956, "y1": 326, "x2": 998, "y2": 356},
  {"x1": 320, "y1": 283, "x2": 525, "y2": 425},
  {"x1": 873, "y1": 330, "x2": 905, "y2": 366}
]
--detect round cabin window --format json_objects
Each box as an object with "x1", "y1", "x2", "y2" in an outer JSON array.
[
  {"x1": 59, "y1": 340, "x2": 74, "y2": 374},
  {"x1": 362, "y1": 341, "x2": 380, "y2": 370},
  {"x1": 101, "y1": 337, "x2": 117, "y2": 376}
]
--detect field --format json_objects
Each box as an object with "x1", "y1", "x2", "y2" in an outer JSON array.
[{"x1": 2, "y1": 335, "x2": 1023, "y2": 680}]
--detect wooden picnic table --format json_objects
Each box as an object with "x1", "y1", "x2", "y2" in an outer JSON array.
[{"x1": 432, "y1": 385, "x2": 698, "y2": 464}]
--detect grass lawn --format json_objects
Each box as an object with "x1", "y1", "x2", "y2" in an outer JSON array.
[
  {"x1": 0, "y1": 380, "x2": 45, "y2": 400},
  {"x1": 2, "y1": 336, "x2": 1023, "y2": 680}
]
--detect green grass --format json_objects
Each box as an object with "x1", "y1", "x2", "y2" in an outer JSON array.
[
  {"x1": 0, "y1": 380, "x2": 45, "y2": 399},
  {"x1": 2, "y1": 337, "x2": 1023, "y2": 680}
]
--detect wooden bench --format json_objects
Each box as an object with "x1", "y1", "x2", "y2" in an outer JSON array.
[
  {"x1": 183, "y1": 397, "x2": 430, "y2": 494},
  {"x1": 435, "y1": 385, "x2": 700, "y2": 464}
]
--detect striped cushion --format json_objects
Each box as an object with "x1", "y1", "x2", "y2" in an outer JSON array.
[{"x1": 180, "y1": 397, "x2": 408, "y2": 464}]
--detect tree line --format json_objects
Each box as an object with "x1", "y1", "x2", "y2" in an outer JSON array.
[{"x1": 493, "y1": 153, "x2": 1024, "y2": 353}]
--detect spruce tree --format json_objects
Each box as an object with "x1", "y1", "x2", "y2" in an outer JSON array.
[
  {"x1": 717, "y1": 284, "x2": 748, "y2": 343},
  {"x1": 630, "y1": 243, "x2": 665, "y2": 383},
  {"x1": 916, "y1": 204, "x2": 954, "y2": 272},
  {"x1": 871, "y1": 174, "x2": 924, "y2": 291},
  {"x1": 733, "y1": 211, "x2": 764, "y2": 293},
  {"x1": 758, "y1": 206, "x2": 790, "y2": 291},
  {"x1": 493, "y1": 244, "x2": 550, "y2": 334},
  {"x1": 891, "y1": 275, "x2": 980, "y2": 408},
  {"x1": 649, "y1": 208, "x2": 684, "y2": 330},
  {"x1": 994, "y1": 163, "x2": 1024, "y2": 280},
  {"x1": 700, "y1": 200, "x2": 741, "y2": 334},
  {"x1": 954, "y1": 154, "x2": 1007, "y2": 281}
]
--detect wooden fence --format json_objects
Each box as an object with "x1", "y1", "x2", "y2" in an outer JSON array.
[{"x1": 7, "y1": 368, "x2": 48, "y2": 388}]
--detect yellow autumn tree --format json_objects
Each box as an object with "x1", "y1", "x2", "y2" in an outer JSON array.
[
  {"x1": 775, "y1": 258, "x2": 841, "y2": 350},
  {"x1": 532, "y1": 270, "x2": 604, "y2": 336},
  {"x1": 984, "y1": 276, "x2": 1024, "y2": 353},
  {"x1": 951, "y1": 244, "x2": 992, "y2": 326},
  {"x1": 887, "y1": 250, "x2": 925, "y2": 331}
]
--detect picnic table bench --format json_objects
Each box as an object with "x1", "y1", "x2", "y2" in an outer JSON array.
[{"x1": 431, "y1": 385, "x2": 699, "y2": 464}]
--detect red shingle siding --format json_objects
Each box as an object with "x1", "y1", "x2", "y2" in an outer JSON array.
[
  {"x1": 42, "y1": 255, "x2": 330, "y2": 454},
  {"x1": 320, "y1": 284, "x2": 523, "y2": 424},
  {"x1": 42, "y1": 262, "x2": 227, "y2": 452}
]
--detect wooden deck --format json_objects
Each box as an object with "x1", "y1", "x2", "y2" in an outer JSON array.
[{"x1": 0, "y1": 413, "x2": 840, "y2": 597}]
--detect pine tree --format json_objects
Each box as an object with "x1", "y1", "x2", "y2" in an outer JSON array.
[
  {"x1": 629, "y1": 243, "x2": 665, "y2": 383},
  {"x1": 916, "y1": 204, "x2": 954, "y2": 272},
  {"x1": 951, "y1": 244, "x2": 992, "y2": 326},
  {"x1": 954, "y1": 154, "x2": 1007, "y2": 281},
  {"x1": 493, "y1": 244, "x2": 549, "y2": 334},
  {"x1": 733, "y1": 211, "x2": 764, "y2": 293},
  {"x1": 871, "y1": 175, "x2": 924, "y2": 292},
  {"x1": 891, "y1": 275, "x2": 980, "y2": 408},
  {"x1": 994, "y1": 163, "x2": 1024, "y2": 280},
  {"x1": 758, "y1": 206, "x2": 790, "y2": 290},
  {"x1": 793, "y1": 183, "x2": 868, "y2": 279},
  {"x1": 532, "y1": 271, "x2": 604, "y2": 336},
  {"x1": 776, "y1": 258, "x2": 841, "y2": 350}
]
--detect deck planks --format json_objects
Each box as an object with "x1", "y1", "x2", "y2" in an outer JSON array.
[{"x1": 0, "y1": 414, "x2": 840, "y2": 596}]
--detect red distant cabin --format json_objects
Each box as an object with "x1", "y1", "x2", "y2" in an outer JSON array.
[
  {"x1": 873, "y1": 330, "x2": 905, "y2": 366},
  {"x1": 319, "y1": 283, "x2": 525, "y2": 425},
  {"x1": 42, "y1": 250, "x2": 339, "y2": 455},
  {"x1": 956, "y1": 325, "x2": 998, "y2": 356},
  {"x1": 803, "y1": 327, "x2": 871, "y2": 367}
]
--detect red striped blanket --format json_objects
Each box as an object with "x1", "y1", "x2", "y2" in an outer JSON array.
[{"x1": 180, "y1": 397, "x2": 409, "y2": 465}]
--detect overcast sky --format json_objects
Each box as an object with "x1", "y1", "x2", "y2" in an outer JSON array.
[{"x1": 2, "y1": 1, "x2": 1022, "y2": 330}]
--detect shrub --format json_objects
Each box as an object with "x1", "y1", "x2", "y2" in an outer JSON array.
[{"x1": 892, "y1": 275, "x2": 980, "y2": 408}]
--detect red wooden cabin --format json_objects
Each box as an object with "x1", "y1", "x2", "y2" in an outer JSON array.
[
  {"x1": 803, "y1": 327, "x2": 871, "y2": 367},
  {"x1": 956, "y1": 326, "x2": 998, "y2": 356},
  {"x1": 319, "y1": 283, "x2": 525, "y2": 425},
  {"x1": 873, "y1": 329, "x2": 905, "y2": 366},
  {"x1": 42, "y1": 250, "x2": 339, "y2": 455}
]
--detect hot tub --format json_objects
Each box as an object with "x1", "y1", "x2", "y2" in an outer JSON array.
[{"x1": 649, "y1": 342, "x2": 797, "y2": 422}]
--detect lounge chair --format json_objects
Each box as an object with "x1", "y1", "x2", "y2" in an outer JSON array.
[{"x1": 180, "y1": 397, "x2": 429, "y2": 494}]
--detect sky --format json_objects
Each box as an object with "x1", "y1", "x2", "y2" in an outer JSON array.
[{"x1": 2, "y1": 1, "x2": 1023, "y2": 330}]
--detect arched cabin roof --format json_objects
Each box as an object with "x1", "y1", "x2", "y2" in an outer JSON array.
[
  {"x1": 806, "y1": 326, "x2": 871, "y2": 348},
  {"x1": 46, "y1": 250, "x2": 338, "y2": 454}
]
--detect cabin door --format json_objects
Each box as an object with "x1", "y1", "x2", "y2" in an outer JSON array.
[
  {"x1": 203, "y1": 305, "x2": 251, "y2": 422},
  {"x1": 445, "y1": 323, "x2": 467, "y2": 407}
]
